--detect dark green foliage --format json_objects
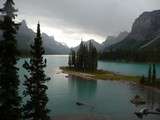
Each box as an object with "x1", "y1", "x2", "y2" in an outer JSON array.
[
  {"x1": 23, "y1": 23, "x2": 50, "y2": 120},
  {"x1": 148, "y1": 64, "x2": 152, "y2": 83},
  {"x1": 71, "y1": 49, "x2": 76, "y2": 67},
  {"x1": 152, "y1": 64, "x2": 156, "y2": 85},
  {"x1": 68, "y1": 51, "x2": 72, "y2": 68},
  {"x1": 87, "y1": 40, "x2": 98, "y2": 72},
  {"x1": 68, "y1": 49, "x2": 76, "y2": 68},
  {"x1": 68, "y1": 40, "x2": 98, "y2": 72},
  {"x1": 0, "y1": 0, "x2": 21, "y2": 119},
  {"x1": 140, "y1": 75, "x2": 145, "y2": 84},
  {"x1": 99, "y1": 49, "x2": 160, "y2": 63},
  {"x1": 141, "y1": 64, "x2": 159, "y2": 87}
]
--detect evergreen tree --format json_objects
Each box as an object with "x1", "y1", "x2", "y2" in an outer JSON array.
[
  {"x1": 68, "y1": 51, "x2": 72, "y2": 68},
  {"x1": 152, "y1": 64, "x2": 156, "y2": 85},
  {"x1": 148, "y1": 64, "x2": 152, "y2": 84},
  {"x1": 77, "y1": 41, "x2": 85, "y2": 70},
  {"x1": 68, "y1": 40, "x2": 98, "y2": 72},
  {"x1": 83, "y1": 45, "x2": 89, "y2": 71},
  {"x1": 68, "y1": 49, "x2": 76, "y2": 68},
  {"x1": 71, "y1": 49, "x2": 76, "y2": 67},
  {"x1": 23, "y1": 23, "x2": 50, "y2": 120},
  {"x1": 88, "y1": 40, "x2": 98, "y2": 72},
  {"x1": 140, "y1": 75, "x2": 145, "y2": 84},
  {"x1": 88, "y1": 40, "x2": 93, "y2": 71},
  {"x1": 0, "y1": 0, "x2": 21, "y2": 119},
  {"x1": 92, "y1": 46, "x2": 98, "y2": 71}
]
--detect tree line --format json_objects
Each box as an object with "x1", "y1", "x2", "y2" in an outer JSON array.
[
  {"x1": 68, "y1": 40, "x2": 98, "y2": 72},
  {"x1": 99, "y1": 49, "x2": 160, "y2": 63},
  {"x1": 100, "y1": 49, "x2": 160, "y2": 87},
  {"x1": 0, "y1": 0, "x2": 50, "y2": 120}
]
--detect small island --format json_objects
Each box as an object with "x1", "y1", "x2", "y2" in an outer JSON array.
[
  {"x1": 60, "y1": 66, "x2": 140, "y2": 82},
  {"x1": 61, "y1": 40, "x2": 160, "y2": 90},
  {"x1": 60, "y1": 41, "x2": 141, "y2": 83}
]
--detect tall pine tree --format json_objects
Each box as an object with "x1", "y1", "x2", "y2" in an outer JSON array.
[
  {"x1": 71, "y1": 49, "x2": 76, "y2": 67},
  {"x1": 148, "y1": 64, "x2": 152, "y2": 84},
  {"x1": 68, "y1": 51, "x2": 72, "y2": 68},
  {"x1": 68, "y1": 40, "x2": 98, "y2": 72},
  {"x1": 23, "y1": 23, "x2": 50, "y2": 120},
  {"x1": 0, "y1": 0, "x2": 21, "y2": 119},
  {"x1": 152, "y1": 64, "x2": 156, "y2": 85}
]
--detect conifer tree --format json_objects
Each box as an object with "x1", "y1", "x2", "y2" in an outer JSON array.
[
  {"x1": 152, "y1": 64, "x2": 156, "y2": 85},
  {"x1": 83, "y1": 45, "x2": 89, "y2": 71},
  {"x1": 77, "y1": 41, "x2": 85, "y2": 70},
  {"x1": 88, "y1": 40, "x2": 98, "y2": 72},
  {"x1": 68, "y1": 40, "x2": 98, "y2": 72},
  {"x1": 88, "y1": 40, "x2": 93, "y2": 71},
  {"x1": 23, "y1": 23, "x2": 50, "y2": 120},
  {"x1": 92, "y1": 46, "x2": 98, "y2": 71},
  {"x1": 0, "y1": 0, "x2": 21, "y2": 119},
  {"x1": 68, "y1": 51, "x2": 72, "y2": 68},
  {"x1": 71, "y1": 49, "x2": 76, "y2": 67},
  {"x1": 148, "y1": 64, "x2": 152, "y2": 84}
]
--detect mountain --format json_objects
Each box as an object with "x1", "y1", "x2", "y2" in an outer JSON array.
[
  {"x1": 101, "y1": 31, "x2": 128, "y2": 51},
  {"x1": 73, "y1": 32, "x2": 128, "y2": 52},
  {"x1": 106, "y1": 10, "x2": 160, "y2": 51},
  {"x1": 74, "y1": 39, "x2": 101, "y2": 52},
  {"x1": 0, "y1": 20, "x2": 70, "y2": 55}
]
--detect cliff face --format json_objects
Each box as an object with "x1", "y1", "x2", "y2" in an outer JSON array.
[
  {"x1": 102, "y1": 31, "x2": 128, "y2": 51},
  {"x1": 107, "y1": 10, "x2": 160, "y2": 51},
  {"x1": 131, "y1": 10, "x2": 160, "y2": 41},
  {"x1": 0, "y1": 20, "x2": 69, "y2": 55}
]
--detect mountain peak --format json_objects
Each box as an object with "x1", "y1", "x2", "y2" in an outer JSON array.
[
  {"x1": 2, "y1": 20, "x2": 70, "y2": 55},
  {"x1": 21, "y1": 20, "x2": 27, "y2": 26},
  {"x1": 101, "y1": 31, "x2": 128, "y2": 51},
  {"x1": 105, "y1": 9, "x2": 160, "y2": 51}
]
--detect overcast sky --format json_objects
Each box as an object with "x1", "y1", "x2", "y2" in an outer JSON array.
[{"x1": 1, "y1": 0, "x2": 160, "y2": 47}]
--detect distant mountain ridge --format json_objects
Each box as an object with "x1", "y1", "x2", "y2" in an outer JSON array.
[
  {"x1": 1, "y1": 10, "x2": 160, "y2": 55},
  {"x1": 0, "y1": 20, "x2": 70, "y2": 55},
  {"x1": 101, "y1": 31, "x2": 129, "y2": 51},
  {"x1": 73, "y1": 32, "x2": 128, "y2": 52},
  {"x1": 73, "y1": 10, "x2": 160, "y2": 52},
  {"x1": 105, "y1": 10, "x2": 160, "y2": 51}
]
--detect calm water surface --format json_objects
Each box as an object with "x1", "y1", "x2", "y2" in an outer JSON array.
[
  {"x1": 18, "y1": 55, "x2": 160, "y2": 120},
  {"x1": 98, "y1": 61, "x2": 160, "y2": 78}
]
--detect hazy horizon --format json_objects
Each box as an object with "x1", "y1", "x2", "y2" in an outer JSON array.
[{"x1": 1, "y1": 0, "x2": 160, "y2": 47}]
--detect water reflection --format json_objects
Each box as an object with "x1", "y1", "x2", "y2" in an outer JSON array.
[
  {"x1": 129, "y1": 84, "x2": 160, "y2": 109},
  {"x1": 145, "y1": 89, "x2": 160, "y2": 110},
  {"x1": 67, "y1": 75, "x2": 97, "y2": 100},
  {"x1": 18, "y1": 56, "x2": 160, "y2": 119}
]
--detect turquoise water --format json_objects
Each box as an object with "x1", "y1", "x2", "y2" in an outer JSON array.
[
  {"x1": 18, "y1": 55, "x2": 160, "y2": 120},
  {"x1": 98, "y1": 61, "x2": 160, "y2": 78}
]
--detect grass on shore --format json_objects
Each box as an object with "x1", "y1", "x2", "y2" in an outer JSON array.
[{"x1": 60, "y1": 66, "x2": 141, "y2": 82}]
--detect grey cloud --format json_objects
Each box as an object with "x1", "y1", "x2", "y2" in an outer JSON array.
[{"x1": 1, "y1": 0, "x2": 160, "y2": 37}]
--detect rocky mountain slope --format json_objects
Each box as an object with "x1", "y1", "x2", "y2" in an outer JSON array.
[
  {"x1": 101, "y1": 31, "x2": 128, "y2": 51},
  {"x1": 0, "y1": 20, "x2": 70, "y2": 55},
  {"x1": 106, "y1": 10, "x2": 160, "y2": 51}
]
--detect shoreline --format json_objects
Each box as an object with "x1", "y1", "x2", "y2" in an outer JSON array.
[
  {"x1": 52, "y1": 114, "x2": 111, "y2": 120},
  {"x1": 60, "y1": 66, "x2": 160, "y2": 91},
  {"x1": 60, "y1": 66, "x2": 141, "y2": 82}
]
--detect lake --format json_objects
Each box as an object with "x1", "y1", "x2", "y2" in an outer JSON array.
[{"x1": 18, "y1": 55, "x2": 160, "y2": 120}]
